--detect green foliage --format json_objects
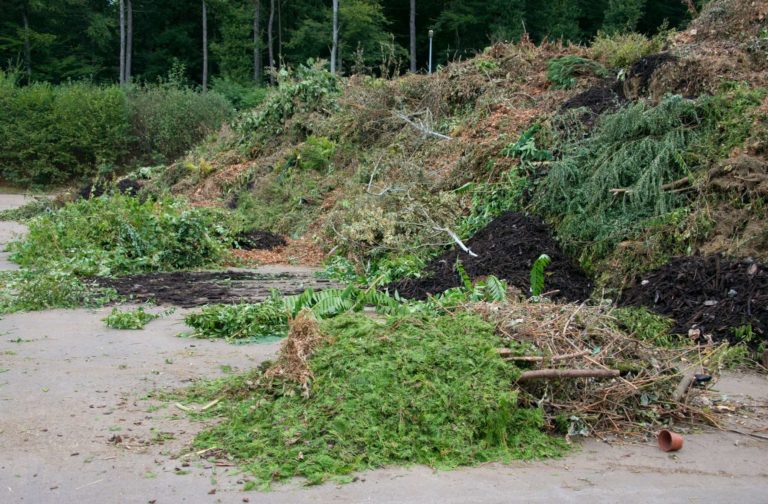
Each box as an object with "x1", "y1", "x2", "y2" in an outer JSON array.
[
  {"x1": 8, "y1": 194, "x2": 232, "y2": 276},
  {"x1": 210, "y1": 78, "x2": 268, "y2": 110},
  {"x1": 529, "y1": 254, "x2": 551, "y2": 298},
  {"x1": 589, "y1": 31, "x2": 665, "y2": 68},
  {"x1": 0, "y1": 72, "x2": 130, "y2": 185},
  {"x1": 537, "y1": 88, "x2": 766, "y2": 274},
  {"x1": 184, "y1": 297, "x2": 289, "y2": 342},
  {"x1": 238, "y1": 62, "x2": 340, "y2": 139},
  {"x1": 0, "y1": 71, "x2": 233, "y2": 186},
  {"x1": 500, "y1": 126, "x2": 553, "y2": 163},
  {"x1": 536, "y1": 96, "x2": 701, "y2": 272},
  {"x1": 294, "y1": 136, "x2": 337, "y2": 171},
  {"x1": 190, "y1": 313, "x2": 564, "y2": 485},
  {"x1": 0, "y1": 269, "x2": 116, "y2": 314},
  {"x1": 546, "y1": 56, "x2": 609, "y2": 89},
  {"x1": 0, "y1": 198, "x2": 55, "y2": 221},
  {"x1": 126, "y1": 83, "x2": 233, "y2": 163},
  {"x1": 103, "y1": 307, "x2": 160, "y2": 330},
  {"x1": 612, "y1": 307, "x2": 678, "y2": 347}
]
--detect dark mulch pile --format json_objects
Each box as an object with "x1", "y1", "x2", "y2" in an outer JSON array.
[
  {"x1": 79, "y1": 178, "x2": 142, "y2": 199},
  {"x1": 562, "y1": 84, "x2": 625, "y2": 116},
  {"x1": 389, "y1": 212, "x2": 593, "y2": 301},
  {"x1": 92, "y1": 270, "x2": 337, "y2": 308},
  {"x1": 625, "y1": 52, "x2": 677, "y2": 95},
  {"x1": 235, "y1": 230, "x2": 287, "y2": 250},
  {"x1": 620, "y1": 255, "x2": 768, "y2": 345}
]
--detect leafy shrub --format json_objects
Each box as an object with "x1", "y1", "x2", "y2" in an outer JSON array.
[
  {"x1": 184, "y1": 297, "x2": 289, "y2": 341},
  {"x1": 0, "y1": 71, "x2": 130, "y2": 185},
  {"x1": 191, "y1": 313, "x2": 564, "y2": 485},
  {"x1": 127, "y1": 84, "x2": 233, "y2": 163},
  {"x1": 238, "y1": 61, "x2": 340, "y2": 138},
  {"x1": 546, "y1": 56, "x2": 609, "y2": 89},
  {"x1": 210, "y1": 77, "x2": 268, "y2": 110},
  {"x1": 589, "y1": 31, "x2": 665, "y2": 68},
  {"x1": 0, "y1": 269, "x2": 116, "y2": 314},
  {"x1": 8, "y1": 194, "x2": 232, "y2": 276},
  {"x1": 104, "y1": 306, "x2": 160, "y2": 329},
  {"x1": 0, "y1": 70, "x2": 233, "y2": 186}
]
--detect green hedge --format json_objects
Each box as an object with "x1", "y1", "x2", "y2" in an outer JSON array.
[{"x1": 0, "y1": 71, "x2": 234, "y2": 186}]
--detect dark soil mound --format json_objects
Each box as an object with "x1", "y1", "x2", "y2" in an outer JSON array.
[
  {"x1": 563, "y1": 84, "x2": 624, "y2": 114},
  {"x1": 235, "y1": 230, "x2": 287, "y2": 250},
  {"x1": 620, "y1": 255, "x2": 768, "y2": 345},
  {"x1": 93, "y1": 270, "x2": 337, "y2": 308},
  {"x1": 79, "y1": 178, "x2": 142, "y2": 199},
  {"x1": 623, "y1": 52, "x2": 677, "y2": 97},
  {"x1": 389, "y1": 212, "x2": 593, "y2": 301}
]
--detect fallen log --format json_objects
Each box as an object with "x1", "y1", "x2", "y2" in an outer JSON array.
[{"x1": 517, "y1": 368, "x2": 620, "y2": 381}]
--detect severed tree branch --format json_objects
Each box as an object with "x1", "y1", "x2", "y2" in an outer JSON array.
[
  {"x1": 517, "y1": 368, "x2": 620, "y2": 381},
  {"x1": 396, "y1": 113, "x2": 453, "y2": 141}
]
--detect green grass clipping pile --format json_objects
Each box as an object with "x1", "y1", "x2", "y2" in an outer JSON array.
[{"x1": 188, "y1": 311, "x2": 565, "y2": 486}]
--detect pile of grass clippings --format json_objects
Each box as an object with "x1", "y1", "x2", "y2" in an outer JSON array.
[{"x1": 188, "y1": 312, "x2": 564, "y2": 486}]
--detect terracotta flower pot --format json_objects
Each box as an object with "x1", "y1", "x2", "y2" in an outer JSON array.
[{"x1": 658, "y1": 429, "x2": 684, "y2": 452}]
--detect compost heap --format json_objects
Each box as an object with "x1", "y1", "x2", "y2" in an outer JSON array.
[
  {"x1": 391, "y1": 211, "x2": 592, "y2": 301},
  {"x1": 235, "y1": 229, "x2": 287, "y2": 250},
  {"x1": 620, "y1": 255, "x2": 768, "y2": 345}
]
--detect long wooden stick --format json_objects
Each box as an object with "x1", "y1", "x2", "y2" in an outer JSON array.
[{"x1": 517, "y1": 368, "x2": 620, "y2": 381}]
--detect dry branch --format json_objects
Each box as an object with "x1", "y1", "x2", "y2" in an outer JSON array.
[
  {"x1": 517, "y1": 368, "x2": 620, "y2": 381},
  {"x1": 396, "y1": 113, "x2": 453, "y2": 140}
]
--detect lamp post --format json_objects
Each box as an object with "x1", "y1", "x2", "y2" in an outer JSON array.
[{"x1": 428, "y1": 29, "x2": 434, "y2": 74}]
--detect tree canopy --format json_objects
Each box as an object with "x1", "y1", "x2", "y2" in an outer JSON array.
[{"x1": 0, "y1": 0, "x2": 694, "y2": 85}]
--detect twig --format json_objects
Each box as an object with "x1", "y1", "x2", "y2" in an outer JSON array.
[
  {"x1": 518, "y1": 368, "x2": 620, "y2": 381},
  {"x1": 396, "y1": 113, "x2": 453, "y2": 140},
  {"x1": 432, "y1": 226, "x2": 478, "y2": 257}
]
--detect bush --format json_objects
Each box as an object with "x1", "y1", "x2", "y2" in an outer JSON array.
[
  {"x1": 8, "y1": 194, "x2": 233, "y2": 276},
  {"x1": 0, "y1": 70, "x2": 234, "y2": 186},
  {"x1": 589, "y1": 31, "x2": 665, "y2": 68},
  {"x1": 210, "y1": 77, "x2": 268, "y2": 110},
  {"x1": 238, "y1": 61, "x2": 340, "y2": 139},
  {"x1": 0, "y1": 71, "x2": 130, "y2": 185},
  {"x1": 127, "y1": 84, "x2": 233, "y2": 162}
]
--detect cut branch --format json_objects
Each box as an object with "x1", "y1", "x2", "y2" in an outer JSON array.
[
  {"x1": 396, "y1": 113, "x2": 453, "y2": 140},
  {"x1": 433, "y1": 226, "x2": 477, "y2": 257},
  {"x1": 517, "y1": 368, "x2": 620, "y2": 381},
  {"x1": 610, "y1": 176, "x2": 691, "y2": 196}
]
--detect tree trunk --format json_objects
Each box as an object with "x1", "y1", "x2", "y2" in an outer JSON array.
[
  {"x1": 119, "y1": 0, "x2": 125, "y2": 84},
  {"x1": 21, "y1": 4, "x2": 32, "y2": 82},
  {"x1": 253, "y1": 0, "x2": 261, "y2": 82},
  {"x1": 409, "y1": 0, "x2": 416, "y2": 72},
  {"x1": 267, "y1": 0, "x2": 275, "y2": 84},
  {"x1": 277, "y1": 0, "x2": 282, "y2": 66},
  {"x1": 202, "y1": 0, "x2": 208, "y2": 91},
  {"x1": 330, "y1": 0, "x2": 338, "y2": 74},
  {"x1": 126, "y1": 0, "x2": 133, "y2": 83}
]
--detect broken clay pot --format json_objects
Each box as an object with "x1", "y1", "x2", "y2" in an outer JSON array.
[{"x1": 658, "y1": 429, "x2": 684, "y2": 452}]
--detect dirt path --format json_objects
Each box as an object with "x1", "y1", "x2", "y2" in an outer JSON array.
[{"x1": 1, "y1": 195, "x2": 768, "y2": 503}]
